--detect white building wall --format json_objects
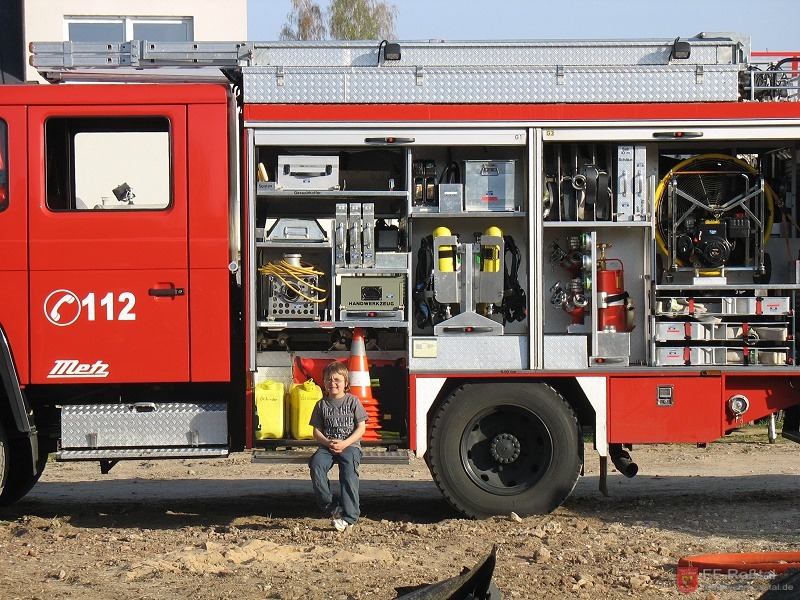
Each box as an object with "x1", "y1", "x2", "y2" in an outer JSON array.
[{"x1": 24, "y1": 0, "x2": 247, "y2": 81}]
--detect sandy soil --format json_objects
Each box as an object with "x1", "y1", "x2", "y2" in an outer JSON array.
[{"x1": 0, "y1": 429, "x2": 798, "y2": 600}]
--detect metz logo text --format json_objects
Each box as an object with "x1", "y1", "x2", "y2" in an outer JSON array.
[{"x1": 48, "y1": 360, "x2": 110, "y2": 379}]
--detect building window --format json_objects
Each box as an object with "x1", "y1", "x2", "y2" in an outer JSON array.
[
  {"x1": 65, "y1": 17, "x2": 193, "y2": 43},
  {"x1": 46, "y1": 117, "x2": 171, "y2": 211},
  {"x1": 67, "y1": 20, "x2": 125, "y2": 43}
]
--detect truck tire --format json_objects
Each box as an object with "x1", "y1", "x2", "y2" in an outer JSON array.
[
  {"x1": 0, "y1": 438, "x2": 46, "y2": 506},
  {"x1": 428, "y1": 382, "x2": 581, "y2": 518},
  {"x1": 0, "y1": 423, "x2": 10, "y2": 500}
]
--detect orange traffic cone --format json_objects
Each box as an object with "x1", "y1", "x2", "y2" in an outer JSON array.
[{"x1": 348, "y1": 328, "x2": 382, "y2": 440}]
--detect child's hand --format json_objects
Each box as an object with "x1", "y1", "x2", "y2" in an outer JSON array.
[{"x1": 329, "y1": 439, "x2": 347, "y2": 454}]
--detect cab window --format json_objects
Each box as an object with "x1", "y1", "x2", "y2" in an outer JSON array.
[{"x1": 45, "y1": 116, "x2": 170, "y2": 211}]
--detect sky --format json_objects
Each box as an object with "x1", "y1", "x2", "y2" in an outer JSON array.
[{"x1": 247, "y1": 0, "x2": 800, "y2": 53}]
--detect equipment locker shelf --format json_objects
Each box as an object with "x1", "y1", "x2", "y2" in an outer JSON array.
[
  {"x1": 651, "y1": 283, "x2": 798, "y2": 367},
  {"x1": 256, "y1": 188, "x2": 408, "y2": 218},
  {"x1": 253, "y1": 144, "x2": 411, "y2": 330}
]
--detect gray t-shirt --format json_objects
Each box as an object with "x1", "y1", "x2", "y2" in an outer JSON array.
[{"x1": 309, "y1": 393, "x2": 369, "y2": 448}]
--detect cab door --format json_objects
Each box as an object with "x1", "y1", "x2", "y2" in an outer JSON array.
[
  {"x1": 0, "y1": 107, "x2": 28, "y2": 382},
  {"x1": 28, "y1": 105, "x2": 190, "y2": 383}
]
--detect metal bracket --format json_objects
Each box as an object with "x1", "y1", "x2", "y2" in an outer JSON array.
[
  {"x1": 556, "y1": 65, "x2": 565, "y2": 86},
  {"x1": 128, "y1": 41, "x2": 140, "y2": 66},
  {"x1": 99, "y1": 459, "x2": 118, "y2": 474}
]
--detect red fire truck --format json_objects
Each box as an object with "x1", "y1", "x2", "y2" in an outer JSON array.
[{"x1": 1, "y1": 34, "x2": 799, "y2": 517}]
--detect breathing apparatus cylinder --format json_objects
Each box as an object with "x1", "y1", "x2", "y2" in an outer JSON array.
[
  {"x1": 481, "y1": 226, "x2": 503, "y2": 272},
  {"x1": 432, "y1": 226, "x2": 455, "y2": 272}
]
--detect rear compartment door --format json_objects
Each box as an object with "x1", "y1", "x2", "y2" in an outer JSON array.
[{"x1": 28, "y1": 105, "x2": 190, "y2": 383}]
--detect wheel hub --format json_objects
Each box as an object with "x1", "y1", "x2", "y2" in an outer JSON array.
[{"x1": 489, "y1": 433, "x2": 521, "y2": 464}]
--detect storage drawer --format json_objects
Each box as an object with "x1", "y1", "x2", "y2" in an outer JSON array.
[
  {"x1": 655, "y1": 322, "x2": 712, "y2": 341},
  {"x1": 656, "y1": 296, "x2": 791, "y2": 316},
  {"x1": 655, "y1": 346, "x2": 701, "y2": 366},
  {"x1": 655, "y1": 321, "x2": 789, "y2": 342},
  {"x1": 655, "y1": 346, "x2": 789, "y2": 366},
  {"x1": 735, "y1": 297, "x2": 791, "y2": 315},
  {"x1": 61, "y1": 402, "x2": 228, "y2": 449}
]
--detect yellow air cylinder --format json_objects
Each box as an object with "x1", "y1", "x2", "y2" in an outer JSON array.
[
  {"x1": 481, "y1": 226, "x2": 503, "y2": 272},
  {"x1": 255, "y1": 379, "x2": 285, "y2": 439},
  {"x1": 289, "y1": 379, "x2": 322, "y2": 440},
  {"x1": 432, "y1": 226, "x2": 455, "y2": 272}
]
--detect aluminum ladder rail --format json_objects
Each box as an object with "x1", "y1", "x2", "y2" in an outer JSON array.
[{"x1": 30, "y1": 40, "x2": 252, "y2": 82}]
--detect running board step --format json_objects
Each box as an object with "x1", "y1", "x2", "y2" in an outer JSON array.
[
  {"x1": 252, "y1": 448, "x2": 412, "y2": 465},
  {"x1": 57, "y1": 447, "x2": 229, "y2": 461}
]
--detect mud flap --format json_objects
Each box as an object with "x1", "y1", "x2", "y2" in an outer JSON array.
[{"x1": 394, "y1": 545, "x2": 500, "y2": 599}]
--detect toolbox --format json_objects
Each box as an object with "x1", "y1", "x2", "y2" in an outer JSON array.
[
  {"x1": 339, "y1": 275, "x2": 405, "y2": 321},
  {"x1": 277, "y1": 155, "x2": 340, "y2": 190}
]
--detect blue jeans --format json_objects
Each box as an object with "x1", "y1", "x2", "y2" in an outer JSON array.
[{"x1": 309, "y1": 445, "x2": 362, "y2": 525}]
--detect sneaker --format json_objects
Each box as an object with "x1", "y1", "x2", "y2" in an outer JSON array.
[{"x1": 332, "y1": 517, "x2": 353, "y2": 532}]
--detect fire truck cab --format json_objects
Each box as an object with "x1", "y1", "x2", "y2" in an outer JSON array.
[
  {"x1": 0, "y1": 34, "x2": 799, "y2": 517},
  {"x1": 0, "y1": 82, "x2": 234, "y2": 501}
]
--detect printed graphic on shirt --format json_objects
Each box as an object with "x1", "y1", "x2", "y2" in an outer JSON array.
[
  {"x1": 310, "y1": 394, "x2": 368, "y2": 443},
  {"x1": 322, "y1": 402, "x2": 357, "y2": 440}
]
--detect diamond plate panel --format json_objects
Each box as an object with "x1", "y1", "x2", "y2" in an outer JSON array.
[
  {"x1": 409, "y1": 335, "x2": 528, "y2": 372},
  {"x1": 252, "y1": 448, "x2": 412, "y2": 464},
  {"x1": 61, "y1": 403, "x2": 228, "y2": 449},
  {"x1": 544, "y1": 335, "x2": 589, "y2": 369},
  {"x1": 58, "y1": 447, "x2": 229, "y2": 461},
  {"x1": 243, "y1": 65, "x2": 738, "y2": 104},
  {"x1": 248, "y1": 37, "x2": 745, "y2": 68}
]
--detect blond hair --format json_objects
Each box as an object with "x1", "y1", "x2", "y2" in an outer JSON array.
[{"x1": 322, "y1": 361, "x2": 350, "y2": 391}]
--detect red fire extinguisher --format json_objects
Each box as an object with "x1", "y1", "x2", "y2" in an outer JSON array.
[{"x1": 597, "y1": 244, "x2": 635, "y2": 332}]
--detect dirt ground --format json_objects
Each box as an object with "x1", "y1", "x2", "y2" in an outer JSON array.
[{"x1": 0, "y1": 429, "x2": 798, "y2": 600}]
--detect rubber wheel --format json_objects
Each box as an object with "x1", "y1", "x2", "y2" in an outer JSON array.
[
  {"x1": 0, "y1": 422, "x2": 10, "y2": 500},
  {"x1": 428, "y1": 383, "x2": 581, "y2": 518},
  {"x1": 0, "y1": 432, "x2": 47, "y2": 506}
]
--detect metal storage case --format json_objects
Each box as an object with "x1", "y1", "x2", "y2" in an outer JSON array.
[
  {"x1": 464, "y1": 160, "x2": 518, "y2": 211},
  {"x1": 277, "y1": 155, "x2": 340, "y2": 190}
]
